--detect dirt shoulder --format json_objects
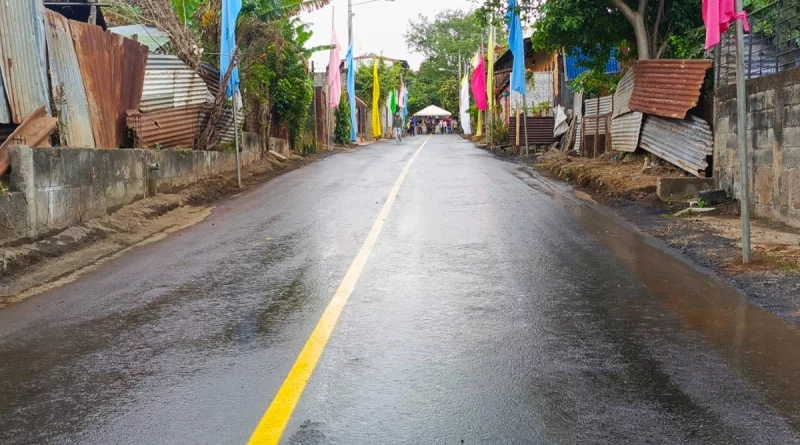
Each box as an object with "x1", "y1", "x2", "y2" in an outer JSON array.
[
  {"x1": 534, "y1": 150, "x2": 800, "y2": 326},
  {"x1": 0, "y1": 149, "x2": 348, "y2": 307}
]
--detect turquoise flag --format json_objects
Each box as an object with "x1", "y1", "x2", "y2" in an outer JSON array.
[
  {"x1": 220, "y1": 0, "x2": 242, "y2": 98},
  {"x1": 346, "y1": 44, "x2": 357, "y2": 142},
  {"x1": 508, "y1": 0, "x2": 526, "y2": 94}
]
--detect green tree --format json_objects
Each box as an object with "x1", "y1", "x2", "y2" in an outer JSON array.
[
  {"x1": 478, "y1": 0, "x2": 708, "y2": 62},
  {"x1": 407, "y1": 60, "x2": 448, "y2": 115},
  {"x1": 403, "y1": 10, "x2": 492, "y2": 115},
  {"x1": 405, "y1": 10, "x2": 492, "y2": 71},
  {"x1": 241, "y1": 0, "x2": 332, "y2": 21},
  {"x1": 334, "y1": 92, "x2": 351, "y2": 145},
  {"x1": 355, "y1": 59, "x2": 408, "y2": 109},
  {"x1": 181, "y1": 0, "x2": 330, "y2": 149},
  {"x1": 172, "y1": 0, "x2": 201, "y2": 26},
  {"x1": 437, "y1": 77, "x2": 460, "y2": 116}
]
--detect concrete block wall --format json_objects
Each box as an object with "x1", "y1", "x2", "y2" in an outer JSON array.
[
  {"x1": 268, "y1": 137, "x2": 290, "y2": 156},
  {"x1": 31, "y1": 148, "x2": 148, "y2": 230},
  {"x1": 715, "y1": 68, "x2": 800, "y2": 227},
  {"x1": 0, "y1": 132, "x2": 278, "y2": 245}
]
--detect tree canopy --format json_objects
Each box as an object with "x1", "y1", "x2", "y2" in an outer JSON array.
[
  {"x1": 403, "y1": 9, "x2": 497, "y2": 116},
  {"x1": 478, "y1": 0, "x2": 707, "y2": 62},
  {"x1": 355, "y1": 58, "x2": 408, "y2": 110},
  {"x1": 111, "y1": 0, "x2": 332, "y2": 149}
]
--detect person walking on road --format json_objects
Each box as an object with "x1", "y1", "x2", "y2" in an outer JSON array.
[{"x1": 393, "y1": 113, "x2": 403, "y2": 144}]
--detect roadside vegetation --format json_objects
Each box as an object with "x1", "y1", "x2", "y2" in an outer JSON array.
[{"x1": 110, "y1": 0, "x2": 331, "y2": 150}]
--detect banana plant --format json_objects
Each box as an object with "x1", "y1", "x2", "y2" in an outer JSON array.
[{"x1": 242, "y1": 0, "x2": 332, "y2": 22}]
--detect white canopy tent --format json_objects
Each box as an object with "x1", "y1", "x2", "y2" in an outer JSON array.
[{"x1": 413, "y1": 105, "x2": 452, "y2": 117}]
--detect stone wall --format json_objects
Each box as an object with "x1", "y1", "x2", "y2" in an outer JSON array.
[
  {"x1": 0, "y1": 132, "x2": 276, "y2": 245},
  {"x1": 715, "y1": 68, "x2": 800, "y2": 227}
]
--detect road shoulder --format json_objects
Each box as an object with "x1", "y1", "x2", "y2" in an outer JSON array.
[
  {"x1": 0, "y1": 150, "x2": 346, "y2": 307},
  {"x1": 515, "y1": 150, "x2": 800, "y2": 326}
]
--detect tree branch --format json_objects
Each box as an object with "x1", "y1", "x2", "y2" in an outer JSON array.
[
  {"x1": 656, "y1": 24, "x2": 676, "y2": 58},
  {"x1": 609, "y1": 0, "x2": 650, "y2": 59},
  {"x1": 651, "y1": 0, "x2": 665, "y2": 57},
  {"x1": 196, "y1": 47, "x2": 239, "y2": 150},
  {"x1": 608, "y1": 0, "x2": 637, "y2": 22}
]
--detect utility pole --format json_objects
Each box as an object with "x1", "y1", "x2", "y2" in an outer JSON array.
[
  {"x1": 312, "y1": 61, "x2": 318, "y2": 148},
  {"x1": 348, "y1": 0, "x2": 353, "y2": 47},
  {"x1": 734, "y1": 0, "x2": 751, "y2": 263},
  {"x1": 348, "y1": 0, "x2": 393, "y2": 49},
  {"x1": 458, "y1": 53, "x2": 462, "y2": 128}
]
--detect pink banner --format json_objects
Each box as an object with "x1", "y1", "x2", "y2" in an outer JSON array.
[
  {"x1": 327, "y1": 26, "x2": 341, "y2": 108},
  {"x1": 471, "y1": 52, "x2": 487, "y2": 111}
]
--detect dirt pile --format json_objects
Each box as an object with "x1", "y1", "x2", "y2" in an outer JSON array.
[{"x1": 537, "y1": 151, "x2": 686, "y2": 200}]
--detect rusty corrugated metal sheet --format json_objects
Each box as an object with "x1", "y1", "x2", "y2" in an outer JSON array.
[
  {"x1": 509, "y1": 116, "x2": 556, "y2": 144},
  {"x1": 71, "y1": 21, "x2": 148, "y2": 148},
  {"x1": 217, "y1": 108, "x2": 237, "y2": 144},
  {"x1": 45, "y1": 11, "x2": 96, "y2": 148},
  {"x1": 0, "y1": 0, "x2": 51, "y2": 124},
  {"x1": 639, "y1": 114, "x2": 713, "y2": 177},
  {"x1": 610, "y1": 111, "x2": 643, "y2": 153},
  {"x1": 213, "y1": 106, "x2": 244, "y2": 145},
  {"x1": 198, "y1": 63, "x2": 222, "y2": 98},
  {"x1": 629, "y1": 59, "x2": 712, "y2": 119},
  {"x1": 613, "y1": 70, "x2": 634, "y2": 118},
  {"x1": 127, "y1": 105, "x2": 202, "y2": 149},
  {"x1": 141, "y1": 55, "x2": 212, "y2": 112},
  {"x1": 0, "y1": 106, "x2": 57, "y2": 177}
]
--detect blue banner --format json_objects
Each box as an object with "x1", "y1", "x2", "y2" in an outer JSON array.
[
  {"x1": 507, "y1": 0, "x2": 526, "y2": 95},
  {"x1": 221, "y1": 0, "x2": 242, "y2": 98},
  {"x1": 347, "y1": 44, "x2": 357, "y2": 142}
]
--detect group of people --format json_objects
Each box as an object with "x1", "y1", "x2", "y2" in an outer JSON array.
[
  {"x1": 391, "y1": 115, "x2": 460, "y2": 143},
  {"x1": 406, "y1": 117, "x2": 458, "y2": 136}
]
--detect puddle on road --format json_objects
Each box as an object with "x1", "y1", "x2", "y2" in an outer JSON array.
[{"x1": 520, "y1": 170, "x2": 800, "y2": 428}]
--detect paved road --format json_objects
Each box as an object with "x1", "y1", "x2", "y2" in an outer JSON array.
[{"x1": 2, "y1": 135, "x2": 800, "y2": 444}]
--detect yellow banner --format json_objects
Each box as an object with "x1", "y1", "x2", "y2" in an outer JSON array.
[
  {"x1": 372, "y1": 60, "x2": 382, "y2": 138},
  {"x1": 487, "y1": 26, "x2": 495, "y2": 115}
]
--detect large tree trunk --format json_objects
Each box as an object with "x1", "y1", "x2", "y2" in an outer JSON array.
[
  {"x1": 631, "y1": 13, "x2": 650, "y2": 60},
  {"x1": 609, "y1": 0, "x2": 651, "y2": 60}
]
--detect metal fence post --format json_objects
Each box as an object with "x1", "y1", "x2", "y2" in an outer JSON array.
[
  {"x1": 233, "y1": 88, "x2": 242, "y2": 189},
  {"x1": 735, "y1": 0, "x2": 752, "y2": 263}
]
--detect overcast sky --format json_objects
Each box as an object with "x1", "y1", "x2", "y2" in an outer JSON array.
[{"x1": 301, "y1": 0, "x2": 475, "y2": 72}]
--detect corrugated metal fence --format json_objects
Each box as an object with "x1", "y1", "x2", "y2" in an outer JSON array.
[
  {"x1": 141, "y1": 55, "x2": 211, "y2": 112},
  {"x1": 509, "y1": 115, "x2": 556, "y2": 145},
  {"x1": 0, "y1": 0, "x2": 51, "y2": 124},
  {"x1": 639, "y1": 115, "x2": 713, "y2": 177},
  {"x1": 45, "y1": 10, "x2": 95, "y2": 148},
  {"x1": 583, "y1": 95, "x2": 612, "y2": 135}
]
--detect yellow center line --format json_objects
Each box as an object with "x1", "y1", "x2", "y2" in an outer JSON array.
[{"x1": 247, "y1": 135, "x2": 432, "y2": 445}]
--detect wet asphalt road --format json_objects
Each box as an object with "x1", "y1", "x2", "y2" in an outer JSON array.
[{"x1": 2, "y1": 135, "x2": 800, "y2": 444}]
